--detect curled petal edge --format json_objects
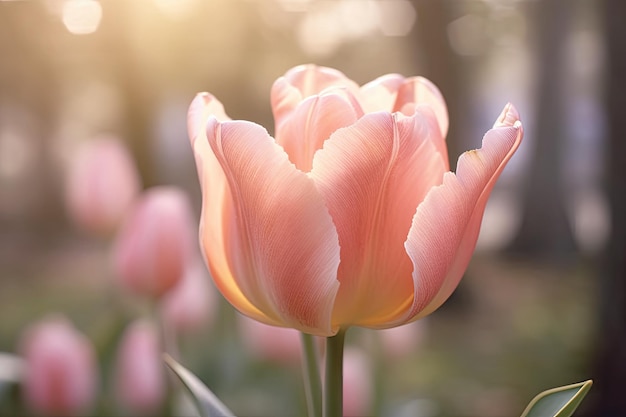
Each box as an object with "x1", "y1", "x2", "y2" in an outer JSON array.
[{"x1": 400, "y1": 103, "x2": 523, "y2": 325}]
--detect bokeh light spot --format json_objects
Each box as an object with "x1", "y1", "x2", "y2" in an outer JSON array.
[
  {"x1": 378, "y1": 0, "x2": 416, "y2": 37},
  {"x1": 62, "y1": 0, "x2": 102, "y2": 35}
]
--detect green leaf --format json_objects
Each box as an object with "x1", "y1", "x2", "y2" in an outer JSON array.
[
  {"x1": 163, "y1": 354, "x2": 235, "y2": 417},
  {"x1": 520, "y1": 380, "x2": 592, "y2": 417}
]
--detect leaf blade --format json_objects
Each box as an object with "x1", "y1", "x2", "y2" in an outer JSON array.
[
  {"x1": 520, "y1": 380, "x2": 592, "y2": 417},
  {"x1": 163, "y1": 354, "x2": 235, "y2": 417}
]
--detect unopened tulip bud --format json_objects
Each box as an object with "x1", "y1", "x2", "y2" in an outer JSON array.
[
  {"x1": 238, "y1": 315, "x2": 303, "y2": 364},
  {"x1": 343, "y1": 348, "x2": 373, "y2": 417},
  {"x1": 65, "y1": 135, "x2": 141, "y2": 236},
  {"x1": 378, "y1": 320, "x2": 426, "y2": 358},
  {"x1": 160, "y1": 260, "x2": 216, "y2": 333},
  {"x1": 114, "y1": 320, "x2": 165, "y2": 414},
  {"x1": 112, "y1": 186, "x2": 195, "y2": 298},
  {"x1": 18, "y1": 316, "x2": 98, "y2": 416}
]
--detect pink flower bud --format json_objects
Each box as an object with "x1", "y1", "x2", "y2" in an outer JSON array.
[
  {"x1": 378, "y1": 320, "x2": 426, "y2": 358},
  {"x1": 114, "y1": 320, "x2": 165, "y2": 414},
  {"x1": 160, "y1": 260, "x2": 217, "y2": 333},
  {"x1": 18, "y1": 316, "x2": 98, "y2": 416},
  {"x1": 112, "y1": 186, "x2": 195, "y2": 298},
  {"x1": 343, "y1": 348, "x2": 373, "y2": 417},
  {"x1": 237, "y1": 314, "x2": 303, "y2": 364},
  {"x1": 65, "y1": 135, "x2": 141, "y2": 236}
]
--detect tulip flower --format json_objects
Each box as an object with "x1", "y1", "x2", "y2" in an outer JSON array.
[
  {"x1": 65, "y1": 135, "x2": 141, "y2": 236},
  {"x1": 378, "y1": 320, "x2": 426, "y2": 358},
  {"x1": 188, "y1": 64, "x2": 522, "y2": 337},
  {"x1": 112, "y1": 186, "x2": 195, "y2": 298},
  {"x1": 237, "y1": 314, "x2": 304, "y2": 364},
  {"x1": 114, "y1": 320, "x2": 165, "y2": 415},
  {"x1": 18, "y1": 316, "x2": 98, "y2": 416},
  {"x1": 160, "y1": 259, "x2": 217, "y2": 333},
  {"x1": 342, "y1": 348, "x2": 373, "y2": 417}
]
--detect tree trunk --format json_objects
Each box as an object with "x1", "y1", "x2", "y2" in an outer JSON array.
[
  {"x1": 582, "y1": 1, "x2": 626, "y2": 415},
  {"x1": 507, "y1": 0, "x2": 577, "y2": 260},
  {"x1": 410, "y1": 0, "x2": 465, "y2": 168}
]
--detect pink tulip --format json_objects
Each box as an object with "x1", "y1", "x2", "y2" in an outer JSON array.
[
  {"x1": 114, "y1": 320, "x2": 165, "y2": 414},
  {"x1": 342, "y1": 348, "x2": 373, "y2": 417},
  {"x1": 65, "y1": 135, "x2": 141, "y2": 236},
  {"x1": 160, "y1": 259, "x2": 217, "y2": 333},
  {"x1": 112, "y1": 186, "x2": 195, "y2": 298},
  {"x1": 237, "y1": 314, "x2": 303, "y2": 364},
  {"x1": 188, "y1": 64, "x2": 523, "y2": 336},
  {"x1": 378, "y1": 320, "x2": 426, "y2": 358},
  {"x1": 18, "y1": 316, "x2": 98, "y2": 416}
]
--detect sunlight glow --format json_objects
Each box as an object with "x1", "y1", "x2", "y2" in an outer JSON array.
[
  {"x1": 297, "y1": 0, "x2": 416, "y2": 57},
  {"x1": 377, "y1": 0, "x2": 416, "y2": 37},
  {"x1": 62, "y1": 0, "x2": 102, "y2": 35},
  {"x1": 153, "y1": 0, "x2": 197, "y2": 19}
]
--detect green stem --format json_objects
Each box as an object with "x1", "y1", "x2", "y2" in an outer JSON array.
[
  {"x1": 324, "y1": 329, "x2": 347, "y2": 417},
  {"x1": 372, "y1": 331, "x2": 386, "y2": 416},
  {"x1": 301, "y1": 333, "x2": 322, "y2": 417}
]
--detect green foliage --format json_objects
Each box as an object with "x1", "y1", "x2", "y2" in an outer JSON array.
[
  {"x1": 520, "y1": 380, "x2": 592, "y2": 417},
  {"x1": 164, "y1": 354, "x2": 235, "y2": 417}
]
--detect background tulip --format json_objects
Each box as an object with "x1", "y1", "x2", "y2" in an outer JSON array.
[
  {"x1": 113, "y1": 320, "x2": 165, "y2": 415},
  {"x1": 342, "y1": 348, "x2": 373, "y2": 417},
  {"x1": 18, "y1": 316, "x2": 98, "y2": 416},
  {"x1": 237, "y1": 314, "x2": 303, "y2": 364},
  {"x1": 160, "y1": 259, "x2": 217, "y2": 334},
  {"x1": 188, "y1": 65, "x2": 523, "y2": 337},
  {"x1": 64, "y1": 135, "x2": 141, "y2": 236},
  {"x1": 112, "y1": 186, "x2": 195, "y2": 298}
]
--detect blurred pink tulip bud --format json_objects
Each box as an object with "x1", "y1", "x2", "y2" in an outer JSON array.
[
  {"x1": 115, "y1": 320, "x2": 166, "y2": 415},
  {"x1": 65, "y1": 135, "x2": 141, "y2": 236},
  {"x1": 160, "y1": 260, "x2": 217, "y2": 333},
  {"x1": 112, "y1": 186, "x2": 195, "y2": 298},
  {"x1": 378, "y1": 320, "x2": 426, "y2": 358},
  {"x1": 237, "y1": 314, "x2": 303, "y2": 364},
  {"x1": 18, "y1": 316, "x2": 98, "y2": 416},
  {"x1": 114, "y1": 320, "x2": 165, "y2": 415},
  {"x1": 343, "y1": 348, "x2": 373, "y2": 417}
]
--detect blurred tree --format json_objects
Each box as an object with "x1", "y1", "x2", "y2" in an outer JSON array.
[
  {"x1": 100, "y1": 3, "x2": 158, "y2": 189},
  {"x1": 507, "y1": 0, "x2": 577, "y2": 260},
  {"x1": 583, "y1": 1, "x2": 626, "y2": 416},
  {"x1": 0, "y1": 2, "x2": 65, "y2": 241},
  {"x1": 410, "y1": 0, "x2": 465, "y2": 168}
]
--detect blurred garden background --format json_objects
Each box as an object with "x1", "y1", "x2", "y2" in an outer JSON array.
[{"x1": 0, "y1": 0, "x2": 623, "y2": 416}]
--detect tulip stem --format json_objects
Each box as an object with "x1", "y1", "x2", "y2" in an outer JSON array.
[
  {"x1": 324, "y1": 329, "x2": 346, "y2": 417},
  {"x1": 301, "y1": 333, "x2": 322, "y2": 417}
]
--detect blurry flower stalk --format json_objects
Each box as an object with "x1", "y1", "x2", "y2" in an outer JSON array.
[{"x1": 188, "y1": 64, "x2": 523, "y2": 416}]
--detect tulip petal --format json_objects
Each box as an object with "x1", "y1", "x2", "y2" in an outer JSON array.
[
  {"x1": 310, "y1": 110, "x2": 448, "y2": 328},
  {"x1": 359, "y1": 74, "x2": 405, "y2": 113},
  {"x1": 402, "y1": 104, "x2": 523, "y2": 323},
  {"x1": 207, "y1": 117, "x2": 341, "y2": 336},
  {"x1": 275, "y1": 89, "x2": 363, "y2": 171},
  {"x1": 189, "y1": 94, "x2": 281, "y2": 326},
  {"x1": 361, "y1": 75, "x2": 449, "y2": 138},
  {"x1": 271, "y1": 65, "x2": 360, "y2": 130},
  {"x1": 188, "y1": 93, "x2": 229, "y2": 141},
  {"x1": 394, "y1": 77, "x2": 449, "y2": 137}
]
